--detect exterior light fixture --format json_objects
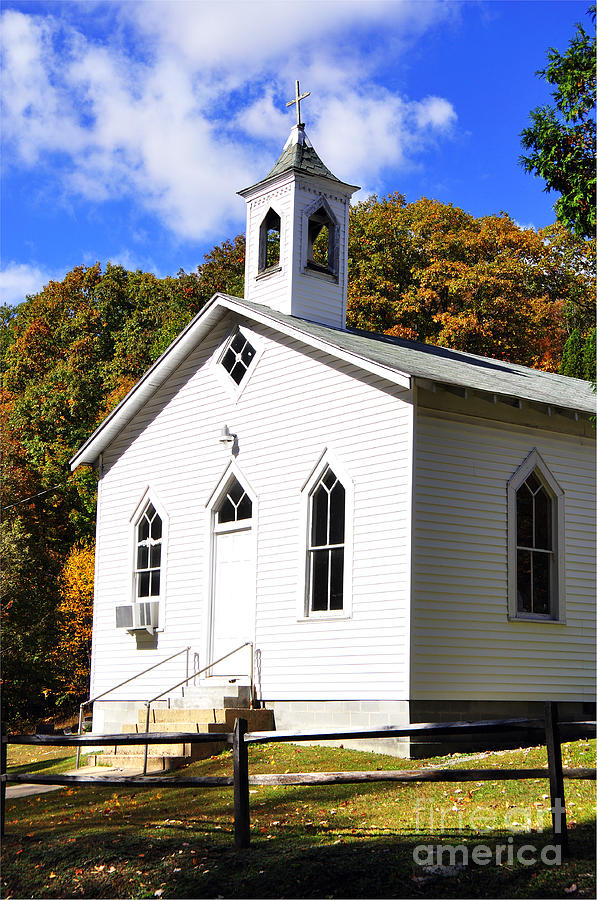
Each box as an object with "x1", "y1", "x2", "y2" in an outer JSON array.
[{"x1": 219, "y1": 424, "x2": 236, "y2": 444}]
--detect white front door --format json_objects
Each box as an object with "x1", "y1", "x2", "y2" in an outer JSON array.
[{"x1": 209, "y1": 477, "x2": 255, "y2": 678}]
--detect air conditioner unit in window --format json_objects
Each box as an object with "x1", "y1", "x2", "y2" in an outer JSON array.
[{"x1": 115, "y1": 601, "x2": 159, "y2": 633}]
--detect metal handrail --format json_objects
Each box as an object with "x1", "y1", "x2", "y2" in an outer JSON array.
[
  {"x1": 76, "y1": 646, "x2": 190, "y2": 768},
  {"x1": 142, "y1": 641, "x2": 254, "y2": 774}
]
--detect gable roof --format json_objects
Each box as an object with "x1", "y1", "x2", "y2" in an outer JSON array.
[
  {"x1": 69, "y1": 293, "x2": 595, "y2": 470},
  {"x1": 236, "y1": 296, "x2": 593, "y2": 414}
]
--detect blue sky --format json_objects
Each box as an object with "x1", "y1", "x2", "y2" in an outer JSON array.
[{"x1": 0, "y1": 0, "x2": 590, "y2": 305}]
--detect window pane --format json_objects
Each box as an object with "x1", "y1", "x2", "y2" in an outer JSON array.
[
  {"x1": 138, "y1": 517, "x2": 150, "y2": 542},
  {"x1": 230, "y1": 332, "x2": 245, "y2": 354},
  {"x1": 230, "y1": 362, "x2": 245, "y2": 385},
  {"x1": 218, "y1": 497, "x2": 236, "y2": 524},
  {"x1": 534, "y1": 488, "x2": 552, "y2": 550},
  {"x1": 516, "y1": 549, "x2": 532, "y2": 613},
  {"x1": 150, "y1": 571, "x2": 161, "y2": 597},
  {"x1": 237, "y1": 493, "x2": 252, "y2": 520},
  {"x1": 222, "y1": 348, "x2": 236, "y2": 373},
  {"x1": 516, "y1": 484, "x2": 533, "y2": 547},
  {"x1": 323, "y1": 468, "x2": 337, "y2": 490},
  {"x1": 532, "y1": 552, "x2": 550, "y2": 615},
  {"x1": 241, "y1": 342, "x2": 256, "y2": 366},
  {"x1": 526, "y1": 472, "x2": 541, "y2": 494},
  {"x1": 311, "y1": 550, "x2": 329, "y2": 611},
  {"x1": 330, "y1": 548, "x2": 344, "y2": 610},
  {"x1": 151, "y1": 515, "x2": 162, "y2": 540},
  {"x1": 138, "y1": 572, "x2": 150, "y2": 598},
  {"x1": 311, "y1": 486, "x2": 329, "y2": 547},
  {"x1": 137, "y1": 545, "x2": 149, "y2": 570},
  {"x1": 146, "y1": 503, "x2": 156, "y2": 519},
  {"x1": 228, "y1": 480, "x2": 244, "y2": 505},
  {"x1": 150, "y1": 544, "x2": 161, "y2": 568},
  {"x1": 329, "y1": 482, "x2": 345, "y2": 544}
]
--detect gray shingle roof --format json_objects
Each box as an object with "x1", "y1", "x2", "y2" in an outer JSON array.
[
  {"x1": 263, "y1": 137, "x2": 341, "y2": 182},
  {"x1": 231, "y1": 296, "x2": 595, "y2": 415},
  {"x1": 240, "y1": 125, "x2": 359, "y2": 195}
]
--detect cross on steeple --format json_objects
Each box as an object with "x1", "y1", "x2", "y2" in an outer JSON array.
[{"x1": 286, "y1": 80, "x2": 311, "y2": 127}]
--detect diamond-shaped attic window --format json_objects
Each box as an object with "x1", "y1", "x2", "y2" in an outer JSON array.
[{"x1": 221, "y1": 332, "x2": 256, "y2": 386}]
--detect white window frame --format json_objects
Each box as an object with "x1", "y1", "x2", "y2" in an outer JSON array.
[
  {"x1": 507, "y1": 449, "x2": 565, "y2": 623},
  {"x1": 213, "y1": 325, "x2": 264, "y2": 402},
  {"x1": 297, "y1": 449, "x2": 353, "y2": 620},
  {"x1": 129, "y1": 488, "x2": 169, "y2": 630}
]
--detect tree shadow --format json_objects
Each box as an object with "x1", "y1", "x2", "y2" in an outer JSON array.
[{"x1": 7, "y1": 756, "x2": 74, "y2": 776}]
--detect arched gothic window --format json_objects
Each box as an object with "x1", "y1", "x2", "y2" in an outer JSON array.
[
  {"x1": 308, "y1": 467, "x2": 345, "y2": 612},
  {"x1": 135, "y1": 502, "x2": 162, "y2": 599},
  {"x1": 516, "y1": 471, "x2": 553, "y2": 615},
  {"x1": 507, "y1": 450, "x2": 564, "y2": 621}
]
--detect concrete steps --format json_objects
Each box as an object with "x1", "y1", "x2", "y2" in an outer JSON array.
[
  {"x1": 94, "y1": 706, "x2": 274, "y2": 771},
  {"x1": 175, "y1": 684, "x2": 253, "y2": 708}
]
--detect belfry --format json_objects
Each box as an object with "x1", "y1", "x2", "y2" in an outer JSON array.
[{"x1": 238, "y1": 85, "x2": 359, "y2": 328}]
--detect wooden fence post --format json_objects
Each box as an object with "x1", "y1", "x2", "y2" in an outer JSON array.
[
  {"x1": 233, "y1": 717, "x2": 250, "y2": 848},
  {"x1": 1, "y1": 723, "x2": 7, "y2": 836},
  {"x1": 544, "y1": 701, "x2": 569, "y2": 857}
]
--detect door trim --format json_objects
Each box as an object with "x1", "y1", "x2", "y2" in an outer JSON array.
[{"x1": 204, "y1": 463, "x2": 258, "y2": 680}]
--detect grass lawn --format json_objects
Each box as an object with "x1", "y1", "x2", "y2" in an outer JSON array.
[{"x1": 2, "y1": 738, "x2": 595, "y2": 899}]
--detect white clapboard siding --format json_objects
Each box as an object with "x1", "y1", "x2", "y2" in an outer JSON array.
[
  {"x1": 90, "y1": 316, "x2": 414, "y2": 703},
  {"x1": 411, "y1": 409, "x2": 596, "y2": 701}
]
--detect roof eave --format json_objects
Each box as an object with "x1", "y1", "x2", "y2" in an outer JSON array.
[
  {"x1": 238, "y1": 168, "x2": 360, "y2": 198},
  {"x1": 69, "y1": 295, "x2": 412, "y2": 471},
  {"x1": 413, "y1": 374, "x2": 595, "y2": 416},
  {"x1": 68, "y1": 296, "x2": 230, "y2": 470}
]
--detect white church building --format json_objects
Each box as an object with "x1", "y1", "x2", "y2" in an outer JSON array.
[{"x1": 71, "y1": 106, "x2": 596, "y2": 755}]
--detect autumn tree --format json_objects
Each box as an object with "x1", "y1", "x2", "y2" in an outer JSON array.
[
  {"x1": 53, "y1": 542, "x2": 95, "y2": 704},
  {"x1": 347, "y1": 193, "x2": 595, "y2": 372},
  {"x1": 520, "y1": 6, "x2": 596, "y2": 237}
]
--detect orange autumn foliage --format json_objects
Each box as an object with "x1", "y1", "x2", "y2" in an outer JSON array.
[
  {"x1": 347, "y1": 194, "x2": 595, "y2": 372},
  {"x1": 53, "y1": 542, "x2": 95, "y2": 701}
]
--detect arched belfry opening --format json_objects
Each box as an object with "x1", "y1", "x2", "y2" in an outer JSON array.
[
  {"x1": 259, "y1": 208, "x2": 281, "y2": 272},
  {"x1": 306, "y1": 202, "x2": 336, "y2": 274}
]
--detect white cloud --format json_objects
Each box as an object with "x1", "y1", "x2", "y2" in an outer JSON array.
[
  {"x1": 0, "y1": 261, "x2": 64, "y2": 305},
  {"x1": 1, "y1": 2, "x2": 460, "y2": 242},
  {"x1": 415, "y1": 96, "x2": 457, "y2": 131}
]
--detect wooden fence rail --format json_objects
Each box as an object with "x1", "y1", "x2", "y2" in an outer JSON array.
[{"x1": 2, "y1": 703, "x2": 595, "y2": 856}]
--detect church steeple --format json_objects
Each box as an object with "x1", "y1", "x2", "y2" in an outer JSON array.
[{"x1": 238, "y1": 89, "x2": 359, "y2": 329}]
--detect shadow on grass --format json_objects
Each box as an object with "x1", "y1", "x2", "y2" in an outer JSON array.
[
  {"x1": 1, "y1": 814, "x2": 595, "y2": 899},
  {"x1": 6, "y1": 756, "x2": 74, "y2": 776}
]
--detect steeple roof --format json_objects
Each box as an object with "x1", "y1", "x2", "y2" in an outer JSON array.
[
  {"x1": 266, "y1": 124, "x2": 339, "y2": 180},
  {"x1": 239, "y1": 124, "x2": 359, "y2": 195}
]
